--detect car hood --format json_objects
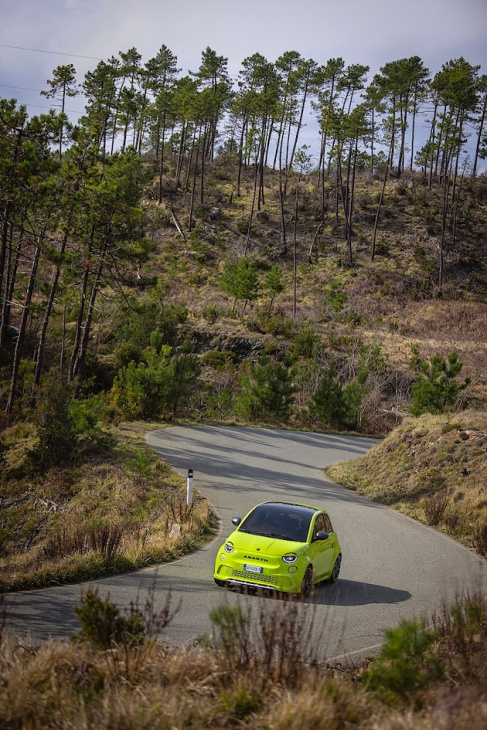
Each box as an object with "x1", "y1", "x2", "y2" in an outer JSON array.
[{"x1": 228, "y1": 530, "x2": 304, "y2": 556}]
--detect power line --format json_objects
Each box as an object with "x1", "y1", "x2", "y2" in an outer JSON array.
[
  {"x1": 0, "y1": 82, "x2": 87, "y2": 98},
  {"x1": 4, "y1": 101, "x2": 86, "y2": 114},
  {"x1": 0, "y1": 43, "x2": 102, "y2": 61},
  {"x1": 0, "y1": 83, "x2": 44, "y2": 93},
  {"x1": 0, "y1": 42, "x2": 239, "y2": 78}
]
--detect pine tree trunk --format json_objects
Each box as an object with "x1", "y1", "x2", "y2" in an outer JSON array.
[
  {"x1": 293, "y1": 181, "x2": 298, "y2": 319},
  {"x1": 289, "y1": 75, "x2": 310, "y2": 169},
  {"x1": 371, "y1": 143, "x2": 392, "y2": 261},
  {"x1": 0, "y1": 204, "x2": 12, "y2": 361},
  {"x1": 31, "y1": 230, "x2": 70, "y2": 403},
  {"x1": 472, "y1": 96, "x2": 486, "y2": 179},
  {"x1": 236, "y1": 117, "x2": 246, "y2": 198},
  {"x1": 5, "y1": 234, "x2": 42, "y2": 414},
  {"x1": 71, "y1": 238, "x2": 108, "y2": 388}
]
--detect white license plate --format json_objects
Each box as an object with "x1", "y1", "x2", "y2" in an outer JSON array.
[{"x1": 244, "y1": 563, "x2": 263, "y2": 574}]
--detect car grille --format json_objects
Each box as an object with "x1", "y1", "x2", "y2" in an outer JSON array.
[{"x1": 222, "y1": 566, "x2": 293, "y2": 589}]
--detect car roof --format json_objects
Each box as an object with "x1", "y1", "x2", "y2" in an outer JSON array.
[{"x1": 255, "y1": 501, "x2": 323, "y2": 518}]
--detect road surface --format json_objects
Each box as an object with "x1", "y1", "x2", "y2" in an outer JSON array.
[{"x1": 5, "y1": 425, "x2": 486, "y2": 662}]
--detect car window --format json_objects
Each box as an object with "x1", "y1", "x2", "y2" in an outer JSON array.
[
  {"x1": 239, "y1": 504, "x2": 312, "y2": 542},
  {"x1": 323, "y1": 514, "x2": 333, "y2": 533},
  {"x1": 312, "y1": 514, "x2": 326, "y2": 539}
]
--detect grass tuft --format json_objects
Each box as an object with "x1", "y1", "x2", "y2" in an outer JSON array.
[{"x1": 328, "y1": 411, "x2": 487, "y2": 555}]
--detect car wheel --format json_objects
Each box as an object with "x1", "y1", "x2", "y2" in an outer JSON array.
[
  {"x1": 301, "y1": 565, "x2": 313, "y2": 598},
  {"x1": 214, "y1": 578, "x2": 226, "y2": 588},
  {"x1": 328, "y1": 553, "x2": 342, "y2": 584}
]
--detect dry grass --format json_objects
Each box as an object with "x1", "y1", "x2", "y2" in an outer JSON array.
[
  {"x1": 0, "y1": 422, "x2": 216, "y2": 591},
  {"x1": 328, "y1": 410, "x2": 487, "y2": 555},
  {"x1": 0, "y1": 586, "x2": 486, "y2": 729}
]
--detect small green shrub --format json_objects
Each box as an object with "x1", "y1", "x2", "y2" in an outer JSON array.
[
  {"x1": 441, "y1": 422, "x2": 463, "y2": 434},
  {"x1": 113, "y1": 341, "x2": 142, "y2": 371},
  {"x1": 325, "y1": 282, "x2": 347, "y2": 315},
  {"x1": 69, "y1": 395, "x2": 104, "y2": 441},
  {"x1": 375, "y1": 239, "x2": 390, "y2": 256},
  {"x1": 291, "y1": 328, "x2": 319, "y2": 358},
  {"x1": 255, "y1": 311, "x2": 295, "y2": 338},
  {"x1": 124, "y1": 449, "x2": 154, "y2": 478},
  {"x1": 236, "y1": 354, "x2": 297, "y2": 422},
  {"x1": 201, "y1": 303, "x2": 220, "y2": 323},
  {"x1": 363, "y1": 618, "x2": 442, "y2": 704},
  {"x1": 202, "y1": 350, "x2": 236, "y2": 370},
  {"x1": 73, "y1": 583, "x2": 179, "y2": 655},
  {"x1": 27, "y1": 372, "x2": 77, "y2": 472},
  {"x1": 73, "y1": 587, "x2": 145, "y2": 651},
  {"x1": 410, "y1": 350, "x2": 470, "y2": 416}
]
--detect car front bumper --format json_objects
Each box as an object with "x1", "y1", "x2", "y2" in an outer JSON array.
[{"x1": 213, "y1": 560, "x2": 305, "y2": 594}]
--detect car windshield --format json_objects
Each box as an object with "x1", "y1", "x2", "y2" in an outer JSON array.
[{"x1": 238, "y1": 503, "x2": 314, "y2": 543}]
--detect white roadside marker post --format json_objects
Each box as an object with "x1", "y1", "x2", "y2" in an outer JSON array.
[{"x1": 187, "y1": 468, "x2": 193, "y2": 505}]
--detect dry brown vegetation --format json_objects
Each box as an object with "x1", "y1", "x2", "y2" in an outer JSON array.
[
  {"x1": 0, "y1": 422, "x2": 216, "y2": 592},
  {"x1": 0, "y1": 585, "x2": 486, "y2": 729},
  {"x1": 328, "y1": 410, "x2": 487, "y2": 556},
  {"x1": 138, "y1": 167, "x2": 487, "y2": 411}
]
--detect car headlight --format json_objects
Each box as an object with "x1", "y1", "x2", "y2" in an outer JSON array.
[
  {"x1": 224, "y1": 542, "x2": 234, "y2": 553},
  {"x1": 282, "y1": 554, "x2": 297, "y2": 564}
]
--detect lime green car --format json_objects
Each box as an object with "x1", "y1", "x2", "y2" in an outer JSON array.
[{"x1": 213, "y1": 501, "x2": 342, "y2": 597}]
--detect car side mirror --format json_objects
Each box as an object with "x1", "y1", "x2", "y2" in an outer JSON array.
[
  {"x1": 232, "y1": 517, "x2": 241, "y2": 526},
  {"x1": 315, "y1": 530, "x2": 330, "y2": 541}
]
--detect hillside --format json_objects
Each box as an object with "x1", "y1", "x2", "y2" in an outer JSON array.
[
  {"x1": 1, "y1": 161, "x2": 487, "y2": 593},
  {"x1": 115, "y1": 162, "x2": 487, "y2": 428},
  {"x1": 328, "y1": 410, "x2": 487, "y2": 555}
]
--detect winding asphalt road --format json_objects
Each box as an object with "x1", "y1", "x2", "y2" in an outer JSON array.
[{"x1": 4, "y1": 426, "x2": 486, "y2": 662}]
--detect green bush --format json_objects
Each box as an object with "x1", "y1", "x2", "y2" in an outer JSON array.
[
  {"x1": 363, "y1": 618, "x2": 443, "y2": 705},
  {"x1": 204, "y1": 386, "x2": 235, "y2": 421},
  {"x1": 220, "y1": 258, "x2": 259, "y2": 312},
  {"x1": 27, "y1": 372, "x2": 77, "y2": 472},
  {"x1": 309, "y1": 369, "x2": 370, "y2": 431},
  {"x1": 254, "y1": 311, "x2": 295, "y2": 338},
  {"x1": 73, "y1": 587, "x2": 146, "y2": 651},
  {"x1": 201, "y1": 303, "x2": 220, "y2": 323},
  {"x1": 309, "y1": 368, "x2": 347, "y2": 426},
  {"x1": 116, "y1": 300, "x2": 188, "y2": 350},
  {"x1": 69, "y1": 395, "x2": 104, "y2": 440},
  {"x1": 110, "y1": 336, "x2": 201, "y2": 420},
  {"x1": 326, "y1": 281, "x2": 347, "y2": 315},
  {"x1": 113, "y1": 341, "x2": 142, "y2": 371},
  {"x1": 236, "y1": 354, "x2": 296, "y2": 422},
  {"x1": 291, "y1": 328, "x2": 319, "y2": 358},
  {"x1": 409, "y1": 350, "x2": 470, "y2": 416},
  {"x1": 202, "y1": 350, "x2": 236, "y2": 370}
]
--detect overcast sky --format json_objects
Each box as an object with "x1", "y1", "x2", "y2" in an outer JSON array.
[{"x1": 1, "y1": 0, "x2": 486, "y2": 161}]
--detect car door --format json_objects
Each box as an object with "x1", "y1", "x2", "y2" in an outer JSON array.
[
  {"x1": 322, "y1": 513, "x2": 339, "y2": 578},
  {"x1": 307, "y1": 513, "x2": 336, "y2": 581}
]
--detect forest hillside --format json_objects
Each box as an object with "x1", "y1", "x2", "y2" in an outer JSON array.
[{"x1": 1, "y1": 46, "x2": 487, "y2": 584}]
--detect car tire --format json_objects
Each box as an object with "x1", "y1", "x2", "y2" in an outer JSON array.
[
  {"x1": 301, "y1": 565, "x2": 313, "y2": 598},
  {"x1": 328, "y1": 553, "x2": 342, "y2": 584},
  {"x1": 214, "y1": 578, "x2": 226, "y2": 588}
]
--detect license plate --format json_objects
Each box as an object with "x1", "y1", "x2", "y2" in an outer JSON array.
[{"x1": 244, "y1": 563, "x2": 263, "y2": 574}]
